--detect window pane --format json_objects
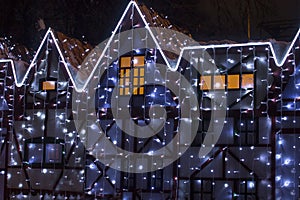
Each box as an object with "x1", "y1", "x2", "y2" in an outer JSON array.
[
  {"x1": 124, "y1": 88, "x2": 130, "y2": 95},
  {"x1": 242, "y1": 74, "x2": 254, "y2": 89},
  {"x1": 202, "y1": 180, "x2": 212, "y2": 192},
  {"x1": 119, "y1": 89, "x2": 124, "y2": 95},
  {"x1": 27, "y1": 143, "x2": 43, "y2": 164},
  {"x1": 247, "y1": 181, "x2": 255, "y2": 193},
  {"x1": 134, "y1": 68, "x2": 139, "y2": 76},
  {"x1": 121, "y1": 57, "x2": 131, "y2": 67},
  {"x1": 120, "y1": 69, "x2": 125, "y2": 77},
  {"x1": 214, "y1": 75, "x2": 225, "y2": 89},
  {"x1": 42, "y1": 81, "x2": 56, "y2": 90},
  {"x1": 119, "y1": 77, "x2": 124, "y2": 85},
  {"x1": 133, "y1": 56, "x2": 145, "y2": 67},
  {"x1": 140, "y1": 68, "x2": 145, "y2": 76},
  {"x1": 228, "y1": 74, "x2": 240, "y2": 89},
  {"x1": 125, "y1": 78, "x2": 130, "y2": 86},
  {"x1": 119, "y1": 56, "x2": 145, "y2": 96},
  {"x1": 133, "y1": 78, "x2": 139, "y2": 86},
  {"x1": 139, "y1": 78, "x2": 144, "y2": 85},
  {"x1": 200, "y1": 76, "x2": 211, "y2": 90},
  {"x1": 139, "y1": 87, "x2": 144, "y2": 95},
  {"x1": 125, "y1": 69, "x2": 130, "y2": 77},
  {"x1": 45, "y1": 144, "x2": 62, "y2": 163},
  {"x1": 192, "y1": 180, "x2": 202, "y2": 192}
]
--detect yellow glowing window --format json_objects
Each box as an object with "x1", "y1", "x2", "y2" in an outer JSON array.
[
  {"x1": 214, "y1": 75, "x2": 225, "y2": 89},
  {"x1": 242, "y1": 74, "x2": 254, "y2": 88},
  {"x1": 139, "y1": 78, "x2": 144, "y2": 85},
  {"x1": 120, "y1": 57, "x2": 131, "y2": 68},
  {"x1": 119, "y1": 55, "x2": 145, "y2": 96},
  {"x1": 133, "y1": 56, "x2": 145, "y2": 67},
  {"x1": 140, "y1": 68, "x2": 144, "y2": 76},
  {"x1": 119, "y1": 77, "x2": 124, "y2": 85},
  {"x1": 139, "y1": 87, "x2": 144, "y2": 94},
  {"x1": 134, "y1": 68, "x2": 139, "y2": 76},
  {"x1": 227, "y1": 74, "x2": 240, "y2": 89},
  {"x1": 200, "y1": 76, "x2": 211, "y2": 90},
  {"x1": 125, "y1": 69, "x2": 130, "y2": 76},
  {"x1": 124, "y1": 88, "x2": 130, "y2": 95},
  {"x1": 199, "y1": 73, "x2": 254, "y2": 92},
  {"x1": 125, "y1": 78, "x2": 130, "y2": 86},
  {"x1": 42, "y1": 81, "x2": 56, "y2": 90},
  {"x1": 133, "y1": 78, "x2": 139, "y2": 86},
  {"x1": 120, "y1": 69, "x2": 125, "y2": 77}
]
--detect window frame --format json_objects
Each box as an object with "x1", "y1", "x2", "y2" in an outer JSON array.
[
  {"x1": 119, "y1": 55, "x2": 145, "y2": 96},
  {"x1": 24, "y1": 137, "x2": 64, "y2": 168}
]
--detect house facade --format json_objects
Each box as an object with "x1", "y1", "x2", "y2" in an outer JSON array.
[{"x1": 0, "y1": 1, "x2": 299, "y2": 199}]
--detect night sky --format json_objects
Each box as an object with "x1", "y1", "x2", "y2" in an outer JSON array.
[{"x1": 0, "y1": 0, "x2": 299, "y2": 49}]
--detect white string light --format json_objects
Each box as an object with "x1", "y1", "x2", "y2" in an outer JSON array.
[
  {"x1": 0, "y1": 1, "x2": 297, "y2": 92},
  {"x1": 0, "y1": 0, "x2": 299, "y2": 199}
]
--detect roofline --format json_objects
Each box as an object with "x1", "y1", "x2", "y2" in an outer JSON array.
[
  {"x1": 9, "y1": 28, "x2": 80, "y2": 90},
  {"x1": 76, "y1": 1, "x2": 173, "y2": 92},
  {"x1": 0, "y1": 0, "x2": 299, "y2": 92},
  {"x1": 177, "y1": 27, "x2": 300, "y2": 69}
]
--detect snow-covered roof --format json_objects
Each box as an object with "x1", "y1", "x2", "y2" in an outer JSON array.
[
  {"x1": 0, "y1": 38, "x2": 31, "y2": 63},
  {"x1": 0, "y1": 0, "x2": 299, "y2": 92},
  {"x1": 55, "y1": 31, "x2": 93, "y2": 70},
  {"x1": 138, "y1": 3, "x2": 190, "y2": 36}
]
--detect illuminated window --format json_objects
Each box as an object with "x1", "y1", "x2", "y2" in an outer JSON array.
[
  {"x1": 227, "y1": 74, "x2": 240, "y2": 89},
  {"x1": 200, "y1": 76, "x2": 211, "y2": 90},
  {"x1": 120, "y1": 57, "x2": 131, "y2": 67},
  {"x1": 42, "y1": 81, "x2": 56, "y2": 90},
  {"x1": 214, "y1": 75, "x2": 225, "y2": 89},
  {"x1": 119, "y1": 56, "x2": 145, "y2": 95},
  {"x1": 199, "y1": 74, "x2": 254, "y2": 91},
  {"x1": 39, "y1": 78, "x2": 57, "y2": 91},
  {"x1": 241, "y1": 74, "x2": 254, "y2": 89},
  {"x1": 132, "y1": 56, "x2": 145, "y2": 67}
]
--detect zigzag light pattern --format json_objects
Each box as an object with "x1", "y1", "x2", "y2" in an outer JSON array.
[{"x1": 0, "y1": 1, "x2": 299, "y2": 92}]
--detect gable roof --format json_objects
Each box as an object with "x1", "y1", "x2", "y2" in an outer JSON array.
[
  {"x1": 138, "y1": 3, "x2": 190, "y2": 36},
  {"x1": 0, "y1": 39, "x2": 10, "y2": 59},
  {"x1": 71, "y1": 0, "x2": 184, "y2": 92},
  {"x1": 55, "y1": 31, "x2": 93, "y2": 70},
  {"x1": 0, "y1": 38, "x2": 31, "y2": 84},
  {"x1": 0, "y1": 38, "x2": 31, "y2": 62},
  {"x1": 9, "y1": 28, "x2": 93, "y2": 88},
  {"x1": 0, "y1": 0, "x2": 299, "y2": 92}
]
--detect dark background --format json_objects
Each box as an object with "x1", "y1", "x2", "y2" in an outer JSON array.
[{"x1": 0, "y1": 0, "x2": 299, "y2": 49}]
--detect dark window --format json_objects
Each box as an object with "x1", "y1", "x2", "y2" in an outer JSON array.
[{"x1": 24, "y1": 137, "x2": 64, "y2": 167}]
